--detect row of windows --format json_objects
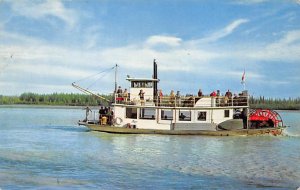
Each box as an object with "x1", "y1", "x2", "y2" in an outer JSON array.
[{"x1": 126, "y1": 108, "x2": 230, "y2": 121}]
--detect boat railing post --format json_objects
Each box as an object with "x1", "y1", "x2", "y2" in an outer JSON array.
[
  {"x1": 174, "y1": 96, "x2": 177, "y2": 107},
  {"x1": 193, "y1": 97, "x2": 196, "y2": 107}
]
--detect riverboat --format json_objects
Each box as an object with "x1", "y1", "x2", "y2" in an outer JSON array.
[{"x1": 73, "y1": 60, "x2": 285, "y2": 136}]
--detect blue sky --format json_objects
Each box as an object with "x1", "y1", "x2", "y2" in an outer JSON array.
[{"x1": 0, "y1": 0, "x2": 300, "y2": 98}]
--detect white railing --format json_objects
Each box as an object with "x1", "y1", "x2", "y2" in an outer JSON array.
[{"x1": 114, "y1": 93, "x2": 249, "y2": 108}]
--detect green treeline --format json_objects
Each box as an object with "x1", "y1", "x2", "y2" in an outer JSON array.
[
  {"x1": 0, "y1": 92, "x2": 112, "y2": 106},
  {"x1": 249, "y1": 96, "x2": 300, "y2": 110},
  {"x1": 0, "y1": 93, "x2": 300, "y2": 110}
]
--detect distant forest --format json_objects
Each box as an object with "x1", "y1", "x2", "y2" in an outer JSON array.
[
  {"x1": 0, "y1": 92, "x2": 112, "y2": 107},
  {"x1": 0, "y1": 92, "x2": 300, "y2": 110}
]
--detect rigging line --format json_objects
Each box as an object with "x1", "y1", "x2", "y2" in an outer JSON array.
[
  {"x1": 74, "y1": 66, "x2": 115, "y2": 84},
  {"x1": 86, "y1": 71, "x2": 111, "y2": 90}
]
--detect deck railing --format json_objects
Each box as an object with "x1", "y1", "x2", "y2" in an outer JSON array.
[{"x1": 115, "y1": 94, "x2": 249, "y2": 107}]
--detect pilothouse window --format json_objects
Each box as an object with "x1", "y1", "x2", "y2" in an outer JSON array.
[{"x1": 131, "y1": 81, "x2": 153, "y2": 88}]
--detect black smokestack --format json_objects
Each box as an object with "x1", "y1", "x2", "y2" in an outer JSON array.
[{"x1": 153, "y1": 59, "x2": 158, "y2": 98}]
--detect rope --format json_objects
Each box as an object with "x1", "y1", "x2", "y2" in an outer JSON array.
[{"x1": 73, "y1": 66, "x2": 115, "y2": 84}]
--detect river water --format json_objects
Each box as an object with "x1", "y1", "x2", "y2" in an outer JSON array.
[{"x1": 0, "y1": 106, "x2": 299, "y2": 189}]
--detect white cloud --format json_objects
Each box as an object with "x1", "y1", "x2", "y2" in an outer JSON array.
[
  {"x1": 145, "y1": 35, "x2": 182, "y2": 47},
  {"x1": 9, "y1": 0, "x2": 77, "y2": 28},
  {"x1": 232, "y1": 0, "x2": 269, "y2": 5},
  {"x1": 195, "y1": 19, "x2": 249, "y2": 44},
  {"x1": 246, "y1": 30, "x2": 300, "y2": 61}
]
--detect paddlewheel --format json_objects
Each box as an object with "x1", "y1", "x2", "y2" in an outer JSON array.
[{"x1": 249, "y1": 109, "x2": 284, "y2": 128}]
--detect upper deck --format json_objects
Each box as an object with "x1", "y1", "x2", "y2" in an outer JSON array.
[{"x1": 115, "y1": 94, "x2": 249, "y2": 108}]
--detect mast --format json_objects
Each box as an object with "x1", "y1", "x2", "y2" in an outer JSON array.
[
  {"x1": 114, "y1": 64, "x2": 118, "y2": 93},
  {"x1": 153, "y1": 59, "x2": 158, "y2": 98}
]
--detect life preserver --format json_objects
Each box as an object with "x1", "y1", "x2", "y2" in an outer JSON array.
[{"x1": 115, "y1": 117, "x2": 123, "y2": 125}]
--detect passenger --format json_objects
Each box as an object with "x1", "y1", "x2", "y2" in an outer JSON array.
[
  {"x1": 225, "y1": 89, "x2": 232, "y2": 105},
  {"x1": 224, "y1": 95, "x2": 229, "y2": 105},
  {"x1": 99, "y1": 106, "x2": 105, "y2": 122},
  {"x1": 241, "y1": 108, "x2": 248, "y2": 129},
  {"x1": 210, "y1": 91, "x2": 217, "y2": 97},
  {"x1": 116, "y1": 86, "x2": 123, "y2": 103},
  {"x1": 179, "y1": 113, "x2": 186, "y2": 121},
  {"x1": 123, "y1": 88, "x2": 128, "y2": 102},
  {"x1": 169, "y1": 90, "x2": 175, "y2": 106},
  {"x1": 198, "y1": 89, "x2": 203, "y2": 97},
  {"x1": 83, "y1": 106, "x2": 91, "y2": 122},
  {"x1": 104, "y1": 107, "x2": 108, "y2": 115},
  {"x1": 225, "y1": 89, "x2": 232, "y2": 99},
  {"x1": 138, "y1": 89, "x2": 145, "y2": 105},
  {"x1": 158, "y1": 89, "x2": 163, "y2": 105},
  {"x1": 107, "y1": 107, "x2": 113, "y2": 126}
]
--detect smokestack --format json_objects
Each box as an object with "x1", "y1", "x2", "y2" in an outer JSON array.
[{"x1": 153, "y1": 59, "x2": 158, "y2": 98}]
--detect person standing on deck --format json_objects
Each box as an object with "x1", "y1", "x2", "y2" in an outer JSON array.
[
  {"x1": 107, "y1": 107, "x2": 114, "y2": 126},
  {"x1": 198, "y1": 89, "x2": 203, "y2": 97},
  {"x1": 116, "y1": 86, "x2": 123, "y2": 103},
  {"x1": 170, "y1": 90, "x2": 175, "y2": 106},
  {"x1": 139, "y1": 89, "x2": 145, "y2": 105},
  {"x1": 123, "y1": 88, "x2": 128, "y2": 102},
  {"x1": 158, "y1": 89, "x2": 163, "y2": 106},
  {"x1": 83, "y1": 106, "x2": 91, "y2": 122}
]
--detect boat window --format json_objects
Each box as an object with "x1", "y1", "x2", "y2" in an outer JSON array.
[
  {"x1": 140, "y1": 108, "x2": 155, "y2": 120},
  {"x1": 131, "y1": 81, "x2": 153, "y2": 88},
  {"x1": 179, "y1": 110, "x2": 191, "y2": 121},
  {"x1": 197, "y1": 111, "x2": 206, "y2": 121},
  {"x1": 126, "y1": 108, "x2": 137, "y2": 119},
  {"x1": 161, "y1": 109, "x2": 173, "y2": 120},
  {"x1": 224, "y1": 110, "x2": 230, "y2": 118}
]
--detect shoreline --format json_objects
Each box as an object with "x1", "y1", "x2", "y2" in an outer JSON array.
[{"x1": 0, "y1": 104, "x2": 97, "y2": 109}]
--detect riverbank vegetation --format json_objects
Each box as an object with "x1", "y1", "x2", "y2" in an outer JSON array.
[
  {"x1": 0, "y1": 93, "x2": 300, "y2": 110},
  {"x1": 249, "y1": 96, "x2": 300, "y2": 110},
  {"x1": 0, "y1": 92, "x2": 112, "y2": 106}
]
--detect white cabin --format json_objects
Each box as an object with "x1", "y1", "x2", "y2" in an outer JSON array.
[{"x1": 110, "y1": 75, "x2": 249, "y2": 131}]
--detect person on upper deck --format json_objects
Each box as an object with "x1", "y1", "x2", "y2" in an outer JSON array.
[
  {"x1": 198, "y1": 89, "x2": 203, "y2": 97},
  {"x1": 210, "y1": 91, "x2": 217, "y2": 97},
  {"x1": 225, "y1": 89, "x2": 232, "y2": 99},
  {"x1": 139, "y1": 89, "x2": 145, "y2": 105},
  {"x1": 123, "y1": 88, "x2": 128, "y2": 102},
  {"x1": 170, "y1": 90, "x2": 175, "y2": 105},
  {"x1": 117, "y1": 86, "x2": 123, "y2": 96},
  {"x1": 157, "y1": 89, "x2": 163, "y2": 106},
  {"x1": 116, "y1": 86, "x2": 123, "y2": 103}
]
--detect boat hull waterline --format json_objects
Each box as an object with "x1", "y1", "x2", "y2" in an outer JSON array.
[{"x1": 80, "y1": 123, "x2": 284, "y2": 136}]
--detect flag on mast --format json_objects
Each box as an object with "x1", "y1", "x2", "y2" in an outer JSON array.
[
  {"x1": 241, "y1": 70, "x2": 245, "y2": 84},
  {"x1": 241, "y1": 69, "x2": 246, "y2": 90}
]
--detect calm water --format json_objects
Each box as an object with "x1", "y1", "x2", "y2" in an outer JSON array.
[{"x1": 0, "y1": 106, "x2": 299, "y2": 190}]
